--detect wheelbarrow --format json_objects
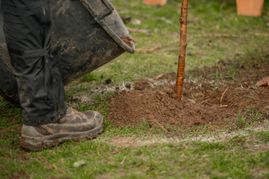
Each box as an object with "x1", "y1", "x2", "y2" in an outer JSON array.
[{"x1": 0, "y1": 0, "x2": 135, "y2": 106}]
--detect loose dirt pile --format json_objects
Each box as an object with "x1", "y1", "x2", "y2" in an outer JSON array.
[
  {"x1": 108, "y1": 58, "x2": 269, "y2": 127},
  {"x1": 109, "y1": 83, "x2": 269, "y2": 127}
]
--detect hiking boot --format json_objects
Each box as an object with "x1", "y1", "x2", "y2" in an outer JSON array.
[{"x1": 20, "y1": 107, "x2": 104, "y2": 151}]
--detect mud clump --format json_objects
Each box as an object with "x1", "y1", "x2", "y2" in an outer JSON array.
[{"x1": 133, "y1": 80, "x2": 151, "y2": 90}]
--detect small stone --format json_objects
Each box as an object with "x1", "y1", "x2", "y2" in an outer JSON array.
[
  {"x1": 132, "y1": 19, "x2": 141, "y2": 25},
  {"x1": 73, "y1": 160, "x2": 86, "y2": 168},
  {"x1": 188, "y1": 99, "x2": 196, "y2": 104}
]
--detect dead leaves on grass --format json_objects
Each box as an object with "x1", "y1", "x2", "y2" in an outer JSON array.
[{"x1": 256, "y1": 76, "x2": 269, "y2": 87}]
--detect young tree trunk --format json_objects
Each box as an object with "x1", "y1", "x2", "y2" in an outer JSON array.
[{"x1": 176, "y1": 0, "x2": 189, "y2": 99}]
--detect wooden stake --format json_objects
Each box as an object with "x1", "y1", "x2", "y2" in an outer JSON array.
[{"x1": 176, "y1": 0, "x2": 189, "y2": 99}]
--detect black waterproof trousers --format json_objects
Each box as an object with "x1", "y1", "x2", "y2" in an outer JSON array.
[{"x1": 2, "y1": 0, "x2": 66, "y2": 126}]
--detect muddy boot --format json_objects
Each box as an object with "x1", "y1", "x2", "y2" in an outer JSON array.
[{"x1": 20, "y1": 108, "x2": 104, "y2": 151}]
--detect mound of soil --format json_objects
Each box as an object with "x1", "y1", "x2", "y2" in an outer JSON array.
[
  {"x1": 109, "y1": 84, "x2": 269, "y2": 127},
  {"x1": 108, "y1": 59, "x2": 269, "y2": 127}
]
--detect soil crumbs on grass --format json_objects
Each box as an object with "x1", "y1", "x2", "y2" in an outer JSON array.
[{"x1": 108, "y1": 58, "x2": 269, "y2": 128}]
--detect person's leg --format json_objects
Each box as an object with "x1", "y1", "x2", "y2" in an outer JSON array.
[
  {"x1": 2, "y1": 0, "x2": 104, "y2": 151},
  {"x1": 2, "y1": 0, "x2": 66, "y2": 125}
]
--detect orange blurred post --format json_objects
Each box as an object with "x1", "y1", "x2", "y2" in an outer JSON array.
[
  {"x1": 143, "y1": 0, "x2": 167, "y2": 6},
  {"x1": 236, "y1": 0, "x2": 264, "y2": 17}
]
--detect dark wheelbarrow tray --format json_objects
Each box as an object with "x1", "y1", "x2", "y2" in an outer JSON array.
[{"x1": 0, "y1": 0, "x2": 135, "y2": 106}]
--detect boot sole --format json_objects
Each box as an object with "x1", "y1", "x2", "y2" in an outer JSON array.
[{"x1": 20, "y1": 116, "x2": 104, "y2": 152}]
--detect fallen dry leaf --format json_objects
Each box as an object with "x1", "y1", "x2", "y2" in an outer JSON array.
[{"x1": 256, "y1": 76, "x2": 269, "y2": 87}]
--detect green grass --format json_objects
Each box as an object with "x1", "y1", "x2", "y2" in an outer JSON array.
[
  {"x1": 231, "y1": 109, "x2": 265, "y2": 130},
  {"x1": 80, "y1": 0, "x2": 269, "y2": 85},
  {"x1": 1, "y1": 132, "x2": 269, "y2": 178},
  {"x1": 1, "y1": 0, "x2": 269, "y2": 178}
]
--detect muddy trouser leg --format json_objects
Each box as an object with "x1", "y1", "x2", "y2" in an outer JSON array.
[{"x1": 2, "y1": 0, "x2": 66, "y2": 126}]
